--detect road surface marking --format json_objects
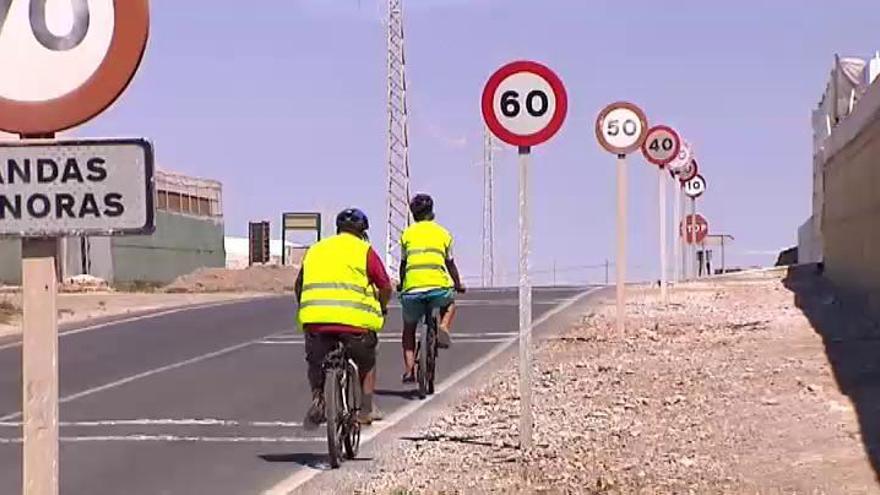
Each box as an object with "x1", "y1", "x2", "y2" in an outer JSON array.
[
  {"x1": 0, "y1": 329, "x2": 292, "y2": 422},
  {"x1": 0, "y1": 419, "x2": 303, "y2": 428},
  {"x1": 263, "y1": 287, "x2": 603, "y2": 495},
  {"x1": 0, "y1": 297, "x2": 279, "y2": 351},
  {"x1": 0, "y1": 435, "x2": 324, "y2": 444}
]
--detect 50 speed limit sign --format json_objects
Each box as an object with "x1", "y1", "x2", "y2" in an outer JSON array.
[
  {"x1": 0, "y1": 0, "x2": 150, "y2": 135},
  {"x1": 595, "y1": 101, "x2": 648, "y2": 155},
  {"x1": 641, "y1": 125, "x2": 680, "y2": 167},
  {"x1": 482, "y1": 60, "x2": 568, "y2": 148}
]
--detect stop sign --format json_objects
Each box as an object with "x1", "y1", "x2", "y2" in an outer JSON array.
[{"x1": 680, "y1": 214, "x2": 709, "y2": 244}]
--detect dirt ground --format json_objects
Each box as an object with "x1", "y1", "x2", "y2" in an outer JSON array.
[
  {"x1": 349, "y1": 268, "x2": 880, "y2": 494},
  {"x1": 164, "y1": 265, "x2": 298, "y2": 293}
]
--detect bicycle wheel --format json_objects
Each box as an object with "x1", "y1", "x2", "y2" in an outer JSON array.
[
  {"x1": 426, "y1": 311, "x2": 438, "y2": 395},
  {"x1": 416, "y1": 326, "x2": 428, "y2": 400},
  {"x1": 324, "y1": 369, "x2": 344, "y2": 468},
  {"x1": 343, "y1": 361, "x2": 362, "y2": 459}
]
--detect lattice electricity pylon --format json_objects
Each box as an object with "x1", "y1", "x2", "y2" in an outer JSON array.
[
  {"x1": 384, "y1": 0, "x2": 411, "y2": 279},
  {"x1": 481, "y1": 127, "x2": 496, "y2": 288}
]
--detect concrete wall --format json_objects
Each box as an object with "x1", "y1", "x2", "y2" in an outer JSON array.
[
  {"x1": 110, "y1": 211, "x2": 225, "y2": 284},
  {"x1": 821, "y1": 78, "x2": 880, "y2": 314}
]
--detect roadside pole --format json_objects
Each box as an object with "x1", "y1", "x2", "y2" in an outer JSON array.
[
  {"x1": 22, "y1": 237, "x2": 58, "y2": 495},
  {"x1": 640, "y1": 125, "x2": 680, "y2": 303},
  {"x1": 517, "y1": 146, "x2": 533, "y2": 448},
  {"x1": 482, "y1": 60, "x2": 567, "y2": 450},
  {"x1": 674, "y1": 180, "x2": 682, "y2": 282},
  {"x1": 616, "y1": 153, "x2": 627, "y2": 330},
  {"x1": 596, "y1": 102, "x2": 649, "y2": 334},
  {"x1": 690, "y1": 197, "x2": 697, "y2": 277}
]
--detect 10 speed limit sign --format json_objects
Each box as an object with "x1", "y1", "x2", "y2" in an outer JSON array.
[
  {"x1": 641, "y1": 125, "x2": 680, "y2": 167},
  {"x1": 595, "y1": 101, "x2": 648, "y2": 155},
  {"x1": 684, "y1": 174, "x2": 707, "y2": 198},
  {"x1": 482, "y1": 60, "x2": 568, "y2": 148},
  {"x1": 0, "y1": 0, "x2": 150, "y2": 135}
]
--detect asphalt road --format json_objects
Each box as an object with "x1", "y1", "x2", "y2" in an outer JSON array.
[{"x1": 0, "y1": 287, "x2": 589, "y2": 495}]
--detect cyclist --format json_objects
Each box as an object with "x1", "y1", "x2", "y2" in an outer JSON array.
[
  {"x1": 295, "y1": 208, "x2": 392, "y2": 428},
  {"x1": 398, "y1": 193, "x2": 465, "y2": 383}
]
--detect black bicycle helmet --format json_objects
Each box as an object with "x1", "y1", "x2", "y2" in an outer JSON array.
[
  {"x1": 336, "y1": 208, "x2": 369, "y2": 236},
  {"x1": 409, "y1": 193, "x2": 434, "y2": 221}
]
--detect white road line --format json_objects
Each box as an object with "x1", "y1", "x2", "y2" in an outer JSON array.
[
  {"x1": 0, "y1": 419, "x2": 302, "y2": 428},
  {"x1": 0, "y1": 297, "x2": 275, "y2": 352},
  {"x1": 0, "y1": 435, "x2": 323, "y2": 444},
  {"x1": 0, "y1": 329, "x2": 290, "y2": 422},
  {"x1": 263, "y1": 287, "x2": 602, "y2": 495}
]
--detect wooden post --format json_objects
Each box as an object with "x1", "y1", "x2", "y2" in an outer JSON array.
[{"x1": 22, "y1": 238, "x2": 59, "y2": 495}]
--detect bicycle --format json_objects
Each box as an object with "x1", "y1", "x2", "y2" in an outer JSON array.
[
  {"x1": 322, "y1": 340, "x2": 362, "y2": 468},
  {"x1": 414, "y1": 306, "x2": 440, "y2": 400}
]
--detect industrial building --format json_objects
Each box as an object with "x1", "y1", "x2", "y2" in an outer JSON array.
[{"x1": 0, "y1": 169, "x2": 226, "y2": 285}]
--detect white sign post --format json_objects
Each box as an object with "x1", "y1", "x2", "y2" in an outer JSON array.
[
  {"x1": 669, "y1": 141, "x2": 692, "y2": 283},
  {"x1": 0, "y1": 2, "x2": 150, "y2": 494},
  {"x1": 683, "y1": 174, "x2": 706, "y2": 278},
  {"x1": 595, "y1": 102, "x2": 648, "y2": 333},
  {"x1": 641, "y1": 126, "x2": 681, "y2": 303},
  {"x1": 482, "y1": 60, "x2": 567, "y2": 450}
]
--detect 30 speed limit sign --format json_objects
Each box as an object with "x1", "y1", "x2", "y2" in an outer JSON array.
[
  {"x1": 482, "y1": 60, "x2": 568, "y2": 148},
  {"x1": 0, "y1": 0, "x2": 150, "y2": 135},
  {"x1": 641, "y1": 125, "x2": 680, "y2": 167},
  {"x1": 683, "y1": 174, "x2": 707, "y2": 198},
  {"x1": 595, "y1": 101, "x2": 648, "y2": 155},
  {"x1": 668, "y1": 140, "x2": 694, "y2": 176}
]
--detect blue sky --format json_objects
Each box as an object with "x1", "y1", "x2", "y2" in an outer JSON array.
[{"x1": 78, "y1": 0, "x2": 880, "y2": 284}]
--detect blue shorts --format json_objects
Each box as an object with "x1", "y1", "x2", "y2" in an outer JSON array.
[{"x1": 400, "y1": 288, "x2": 455, "y2": 325}]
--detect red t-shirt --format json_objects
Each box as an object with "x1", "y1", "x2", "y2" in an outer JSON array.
[{"x1": 304, "y1": 247, "x2": 390, "y2": 334}]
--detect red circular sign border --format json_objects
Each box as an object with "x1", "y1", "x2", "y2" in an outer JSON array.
[
  {"x1": 481, "y1": 60, "x2": 568, "y2": 148},
  {"x1": 641, "y1": 125, "x2": 681, "y2": 168},
  {"x1": 678, "y1": 158, "x2": 699, "y2": 183},
  {"x1": 595, "y1": 101, "x2": 649, "y2": 156},
  {"x1": 680, "y1": 214, "x2": 709, "y2": 244},
  {"x1": 0, "y1": 0, "x2": 150, "y2": 136}
]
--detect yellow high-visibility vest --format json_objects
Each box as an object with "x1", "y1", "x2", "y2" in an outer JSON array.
[
  {"x1": 298, "y1": 233, "x2": 384, "y2": 331},
  {"x1": 401, "y1": 220, "x2": 453, "y2": 292}
]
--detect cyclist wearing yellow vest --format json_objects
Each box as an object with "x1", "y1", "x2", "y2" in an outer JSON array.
[
  {"x1": 295, "y1": 208, "x2": 392, "y2": 428},
  {"x1": 399, "y1": 194, "x2": 466, "y2": 383}
]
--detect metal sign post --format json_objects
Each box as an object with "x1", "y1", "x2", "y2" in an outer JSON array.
[
  {"x1": 673, "y1": 178, "x2": 682, "y2": 283},
  {"x1": 596, "y1": 102, "x2": 649, "y2": 333},
  {"x1": 641, "y1": 125, "x2": 681, "y2": 303},
  {"x1": 517, "y1": 145, "x2": 532, "y2": 448},
  {"x1": 482, "y1": 60, "x2": 567, "y2": 450}
]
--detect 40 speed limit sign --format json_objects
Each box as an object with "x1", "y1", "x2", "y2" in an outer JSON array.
[
  {"x1": 641, "y1": 125, "x2": 680, "y2": 167},
  {"x1": 0, "y1": 0, "x2": 150, "y2": 135},
  {"x1": 481, "y1": 60, "x2": 568, "y2": 148}
]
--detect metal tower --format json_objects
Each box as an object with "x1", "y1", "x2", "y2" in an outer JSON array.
[
  {"x1": 385, "y1": 0, "x2": 411, "y2": 279},
  {"x1": 481, "y1": 127, "x2": 496, "y2": 287}
]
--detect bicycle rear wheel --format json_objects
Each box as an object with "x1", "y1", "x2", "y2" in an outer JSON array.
[
  {"x1": 343, "y1": 362, "x2": 361, "y2": 459},
  {"x1": 324, "y1": 369, "x2": 344, "y2": 468},
  {"x1": 416, "y1": 328, "x2": 428, "y2": 399},
  {"x1": 426, "y1": 311, "x2": 439, "y2": 395}
]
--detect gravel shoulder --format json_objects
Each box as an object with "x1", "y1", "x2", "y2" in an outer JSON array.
[{"x1": 339, "y1": 269, "x2": 879, "y2": 494}]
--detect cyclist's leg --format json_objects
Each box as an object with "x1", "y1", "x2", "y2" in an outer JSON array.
[
  {"x1": 304, "y1": 331, "x2": 336, "y2": 428},
  {"x1": 432, "y1": 289, "x2": 456, "y2": 347},
  {"x1": 344, "y1": 331, "x2": 379, "y2": 423},
  {"x1": 400, "y1": 293, "x2": 426, "y2": 380}
]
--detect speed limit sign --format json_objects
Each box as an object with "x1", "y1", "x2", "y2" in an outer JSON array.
[
  {"x1": 684, "y1": 174, "x2": 706, "y2": 198},
  {"x1": 677, "y1": 158, "x2": 699, "y2": 182},
  {"x1": 641, "y1": 125, "x2": 680, "y2": 167},
  {"x1": 595, "y1": 101, "x2": 648, "y2": 155},
  {"x1": 0, "y1": 0, "x2": 150, "y2": 135},
  {"x1": 668, "y1": 140, "x2": 694, "y2": 176},
  {"x1": 481, "y1": 60, "x2": 568, "y2": 148}
]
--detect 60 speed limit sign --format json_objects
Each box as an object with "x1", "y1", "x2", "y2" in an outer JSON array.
[
  {"x1": 0, "y1": 0, "x2": 150, "y2": 135},
  {"x1": 641, "y1": 125, "x2": 681, "y2": 167},
  {"x1": 595, "y1": 101, "x2": 648, "y2": 155},
  {"x1": 482, "y1": 61, "x2": 568, "y2": 148}
]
